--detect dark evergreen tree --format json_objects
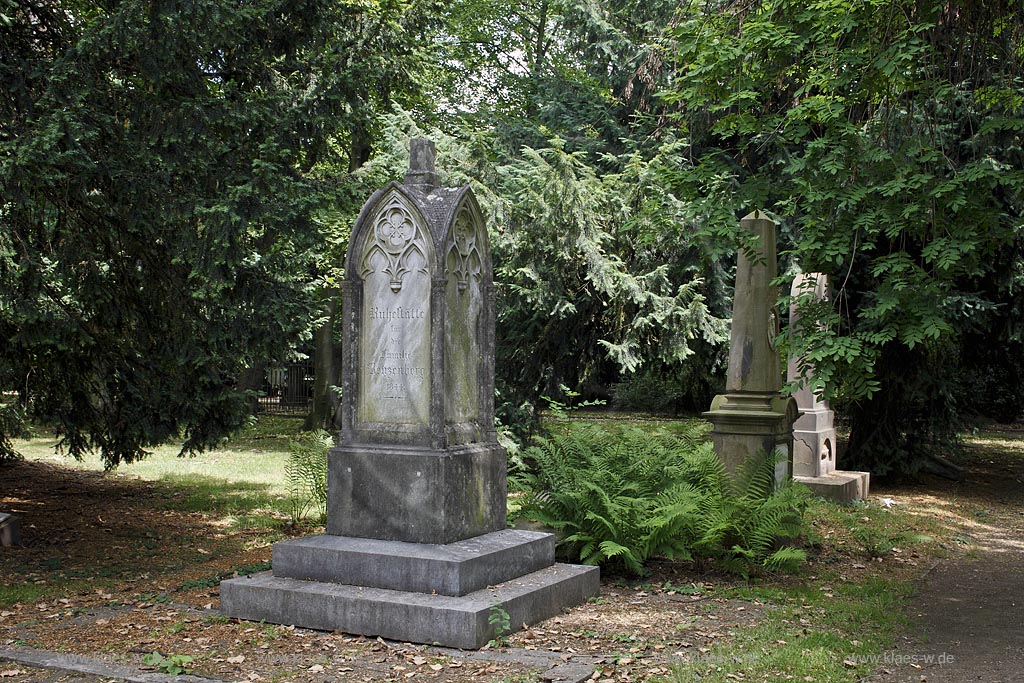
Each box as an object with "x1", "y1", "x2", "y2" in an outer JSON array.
[{"x1": 0, "y1": 0, "x2": 430, "y2": 465}]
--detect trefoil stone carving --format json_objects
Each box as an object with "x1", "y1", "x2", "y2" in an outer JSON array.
[
  {"x1": 361, "y1": 194, "x2": 428, "y2": 292},
  {"x1": 447, "y1": 206, "x2": 482, "y2": 293}
]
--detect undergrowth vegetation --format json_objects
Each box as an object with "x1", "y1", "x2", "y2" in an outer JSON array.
[
  {"x1": 284, "y1": 429, "x2": 332, "y2": 523},
  {"x1": 512, "y1": 424, "x2": 810, "y2": 576}
]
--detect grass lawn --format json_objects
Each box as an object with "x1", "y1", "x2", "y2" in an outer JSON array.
[
  {"x1": 13, "y1": 414, "x2": 301, "y2": 492},
  {"x1": 11, "y1": 415, "x2": 304, "y2": 526}
]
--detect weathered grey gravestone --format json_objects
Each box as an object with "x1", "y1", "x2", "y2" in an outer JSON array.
[
  {"x1": 787, "y1": 273, "x2": 870, "y2": 502},
  {"x1": 221, "y1": 140, "x2": 598, "y2": 648},
  {"x1": 0, "y1": 512, "x2": 20, "y2": 546},
  {"x1": 703, "y1": 211, "x2": 798, "y2": 482}
]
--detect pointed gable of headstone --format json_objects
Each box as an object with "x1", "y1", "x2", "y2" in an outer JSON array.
[{"x1": 338, "y1": 140, "x2": 498, "y2": 451}]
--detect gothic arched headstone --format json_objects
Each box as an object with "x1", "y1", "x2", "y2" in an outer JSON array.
[{"x1": 221, "y1": 139, "x2": 598, "y2": 648}]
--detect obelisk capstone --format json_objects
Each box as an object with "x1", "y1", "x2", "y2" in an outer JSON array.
[{"x1": 220, "y1": 139, "x2": 598, "y2": 648}]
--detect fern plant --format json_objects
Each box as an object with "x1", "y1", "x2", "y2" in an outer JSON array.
[
  {"x1": 515, "y1": 424, "x2": 719, "y2": 574},
  {"x1": 285, "y1": 429, "x2": 333, "y2": 524},
  {"x1": 692, "y1": 449, "x2": 811, "y2": 576},
  {"x1": 514, "y1": 424, "x2": 810, "y2": 576}
]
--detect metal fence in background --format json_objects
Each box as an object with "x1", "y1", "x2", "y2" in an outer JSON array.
[{"x1": 255, "y1": 360, "x2": 314, "y2": 416}]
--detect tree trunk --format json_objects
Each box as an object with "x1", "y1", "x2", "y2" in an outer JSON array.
[
  {"x1": 237, "y1": 363, "x2": 265, "y2": 416},
  {"x1": 305, "y1": 294, "x2": 340, "y2": 430}
]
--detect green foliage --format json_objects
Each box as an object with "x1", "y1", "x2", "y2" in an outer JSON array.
[
  {"x1": 487, "y1": 603, "x2": 512, "y2": 646},
  {"x1": 390, "y1": 0, "x2": 734, "y2": 435},
  {"x1": 285, "y1": 430, "x2": 332, "y2": 523},
  {"x1": 610, "y1": 365, "x2": 721, "y2": 415},
  {"x1": 655, "y1": 0, "x2": 1024, "y2": 474},
  {"x1": 0, "y1": 0, "x2": 439, "y2": 467},
  {"x1": 0, "y1": 400, "x2": 26, "y2": 463},
  {"x1": 141, "y1": 652, "x2": 193, "y2": 676},
  {"x1": 515, "y1": 424, "x2": 809, "y2": 576},
  {"x1": 692, "y1": 448, "x2": 810, "y2": 577}
]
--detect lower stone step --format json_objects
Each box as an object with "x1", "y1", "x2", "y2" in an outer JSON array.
[{"x1": 221, "y1": 563, "x2": 600, "y2": 650}]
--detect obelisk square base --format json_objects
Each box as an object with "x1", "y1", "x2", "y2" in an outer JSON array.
[
  {"x1": 327, "y1": 443, "x2": 507, "y2": 545},
  {"x1": 220, "y1": 530, "x2": 600, "y2": 649},
  {"x1": 703, "y1": 392, "x2": 798, "y2": 485}
]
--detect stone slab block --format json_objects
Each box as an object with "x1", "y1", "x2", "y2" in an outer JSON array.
[
  {"x1": 795, "y1": 470, "x2": 870, "y2": 504},
  {"x1": 327, "y1": 443, "x2": 506, "y2": 544},
  {"x1": 220, "y1": 563, "x2": 600, "y2": 650},
  {"x1": 0, "y1": 512, "x2": 20, "y2": 547},
  {"x1": 272, "y1": 529, "x2": 555, "y2": 596}
]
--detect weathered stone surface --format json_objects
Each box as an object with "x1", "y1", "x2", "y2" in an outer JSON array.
[
  {"x1": 339, "y1": 149, "x2": 498, "y2": 452},
  {"x1": 357, "y1": 196, "x2": 433, "y2": 426},
  {"x1": 330, "y1": 140, "x2": 505, "y2": 542},
  {"x1": 787, "y1": 273, "x2": 836, "y2": 478},
  {"x1": 326, "y1": 442, "x2": 506, "y2": 544},
  {"x1": 794, "y1": 471, "x2": 870, "y2": 503},
  {"x1": 221, "y1": 563, "x2": 600, "y2": 650},
  {"x1": 704, "y1": 212, "x2": 797, "y2": 480},
  {"x1": 0, "y1": 512, "x2": 20, "y2": 547},
  {"x1": 272, "y1": 529, "x2": 553, "y2": 596},
  {"x1": 724, "y1": 211, "x2": 782, "y2": 394}
]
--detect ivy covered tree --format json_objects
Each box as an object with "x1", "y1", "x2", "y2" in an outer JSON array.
[
  {"x1": 656, "y1": 0, "x2": 1024, "y2": 475},
  {"x1": 0, "y1": 0, "x2": 423, "y2": 465}
]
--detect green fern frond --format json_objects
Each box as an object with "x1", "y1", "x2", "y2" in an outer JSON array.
[
  {"x1": 763, "y1": 546, "x2": 808, "y2": 573},
  {"x1": 284, "y1": 429, "x2": 333, "y2": 523}
]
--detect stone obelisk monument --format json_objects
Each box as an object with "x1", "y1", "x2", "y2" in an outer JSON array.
[
  {"x1": 703, "y1": 211, "x2": 798, "y2": 482},
  {"x1": 221, "y1": 140, "x2": 598, "y2": 648},
  {"x1": 787, "y1": 273, "x2": 870, "y2": 502}
]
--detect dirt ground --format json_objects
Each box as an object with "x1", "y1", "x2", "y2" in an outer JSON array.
[{"x1": 2, "y1": 429, "x2": 1023, "y2": 682}]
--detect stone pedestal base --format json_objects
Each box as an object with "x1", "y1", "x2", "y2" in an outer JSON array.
[
  {"x1": 794, "y1": 471, "x2": 870, "y2": 503},
  {"x1": 0, "y1": 513, "x2": 20, "y2": 547},
  {"x1": 328, "y1": 443, "x2": 507, "y2": 545},
  {"x1": 220, "y1": 529, "x2": 599, "y2": 649},
  {"x1": 703, "y1": 392, "x2": 799, "y2": 484},
  {"x1": 793, "y1": 406, "x2": 838, "y2": 478}
]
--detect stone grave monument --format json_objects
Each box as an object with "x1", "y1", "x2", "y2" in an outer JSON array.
[
  {"x1": 0, "y1": 512, "x2": 20, "y2": 547},
  {"x1": 787, "y1": 273, "x2": 870, "y2": 502},
  {"x1": 703, "y1": 211, "x2": 798, "y2": 483},
  {"x1": 221, "y1": 139, "x2": 599, "y2": 649}
]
